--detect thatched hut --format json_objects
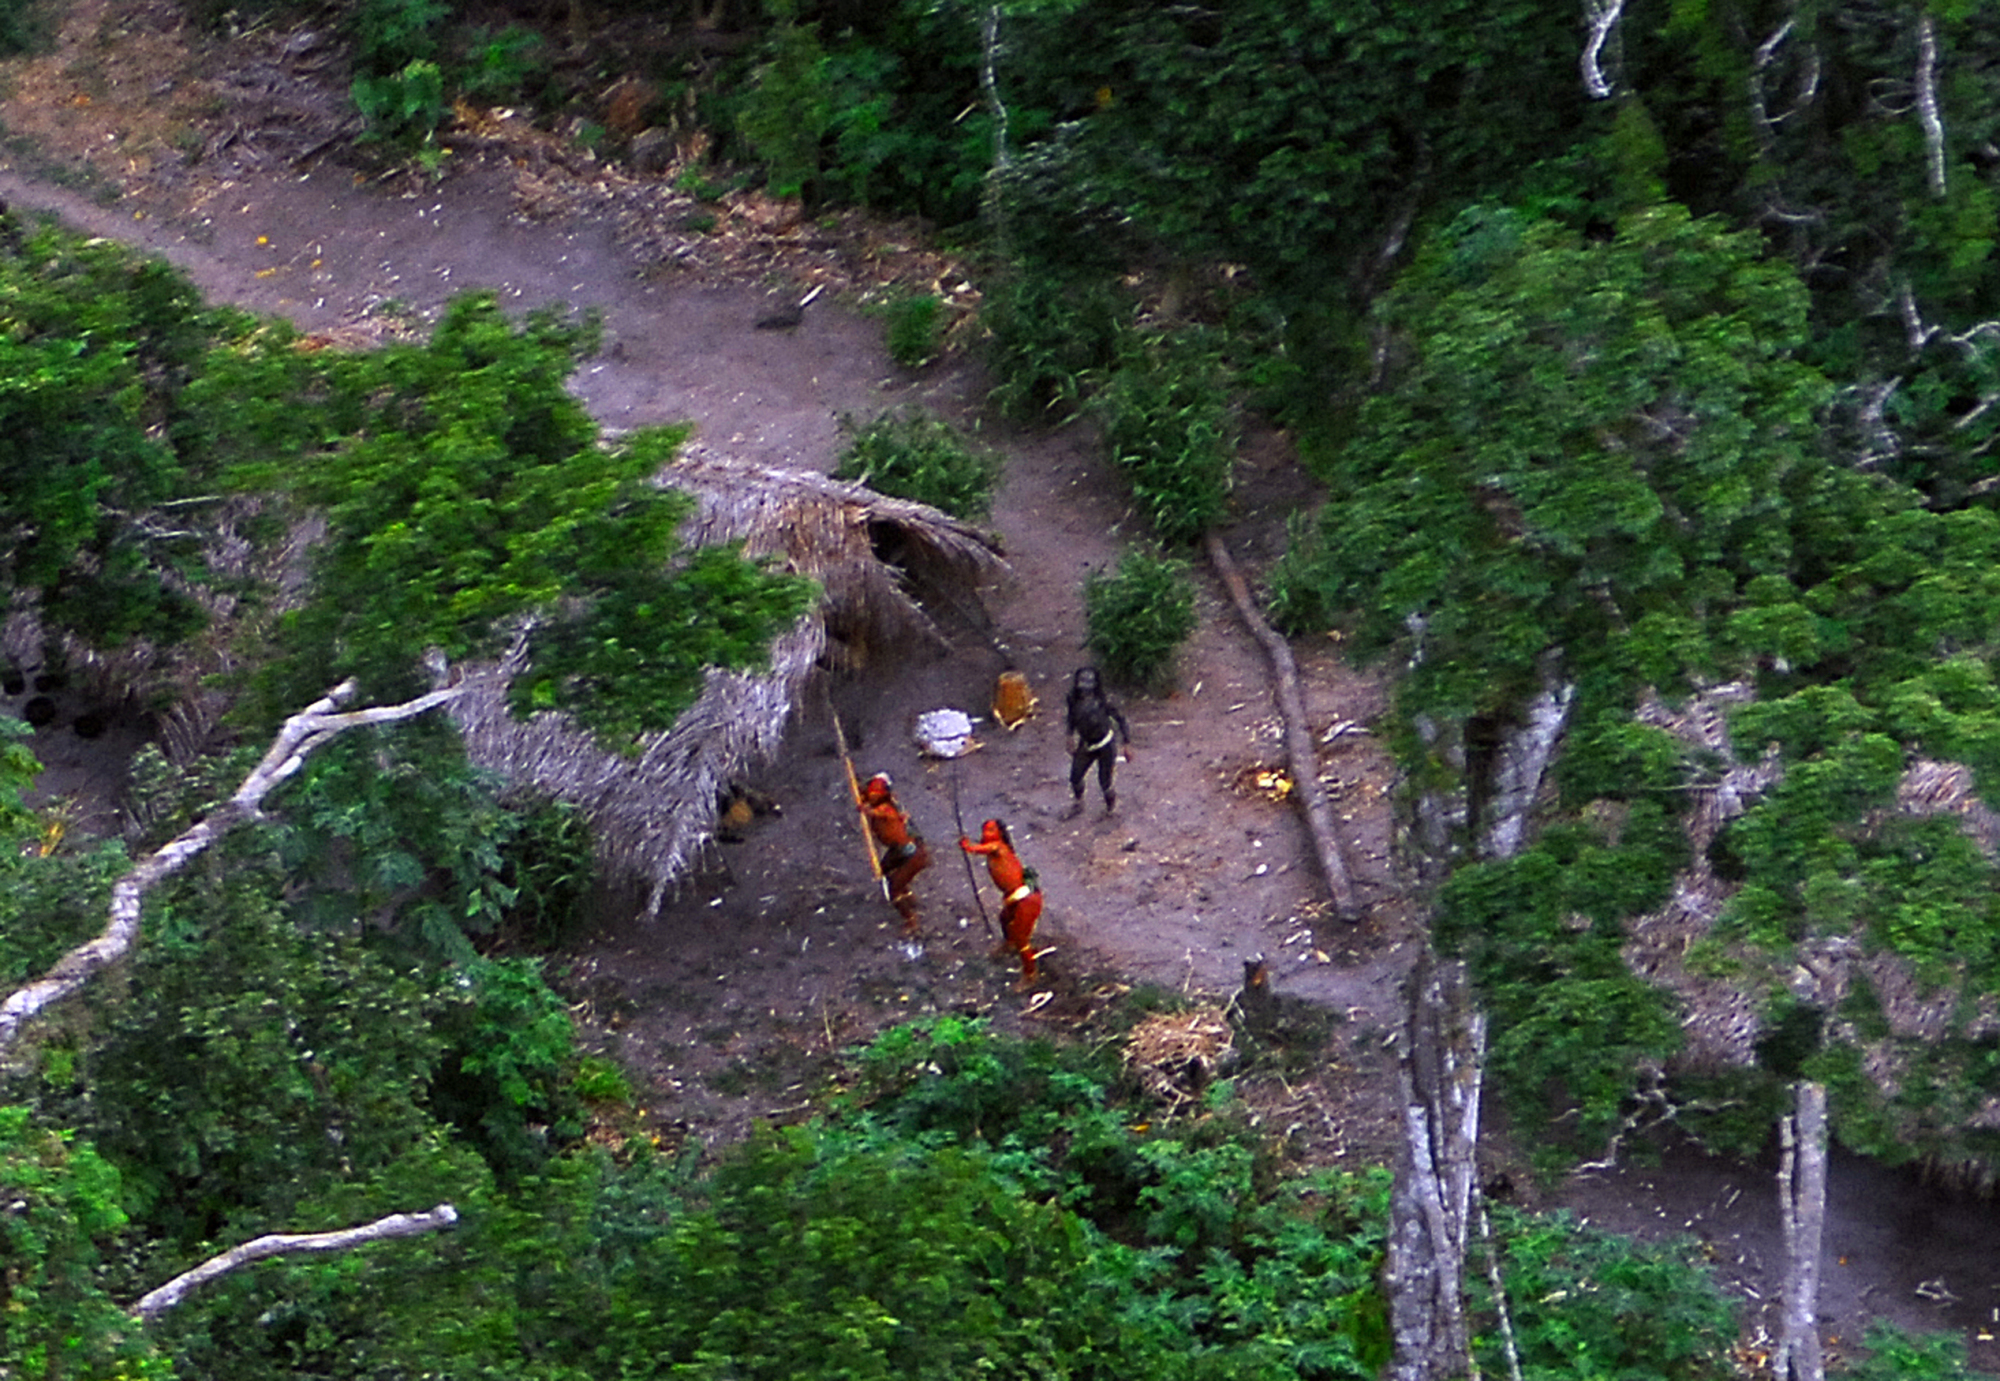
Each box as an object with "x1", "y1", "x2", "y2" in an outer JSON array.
[{"x1": 449, "y1": 445, "x2": 1007, "y2": 917}]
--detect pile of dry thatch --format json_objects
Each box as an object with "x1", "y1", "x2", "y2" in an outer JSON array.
[
  {"x1": 1124, "y1": 1007, "x2": 1238, "y2": 1111},
  {"x1": 450, "y1": 445, "x2": 1007, "y2": 917}
]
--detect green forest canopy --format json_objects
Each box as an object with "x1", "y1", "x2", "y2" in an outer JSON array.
[{"x1": 12, "y1": 0, "x2": 2000, "y2": 1372}]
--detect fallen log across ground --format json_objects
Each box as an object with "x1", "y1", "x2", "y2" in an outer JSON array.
[{"x1": 1205, "y1": 531, "x2": 1359, "y2": 920}]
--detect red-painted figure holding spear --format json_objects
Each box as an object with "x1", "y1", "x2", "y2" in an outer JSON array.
[
  {"x1": 858, "y1": 773, "x2": 929, "y2": 934},
  {"x1": 960, "y1": 818, "x2": 1045, "y2": 985},
  {"x1": 829, "y1": 700, "x2": 929, "y2": 936}
]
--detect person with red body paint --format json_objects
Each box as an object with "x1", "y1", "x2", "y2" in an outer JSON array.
[
  {"x1": 859, "y1": 773, "x2": 928, "y2": 934},
  {"x1": 960, "y1": 818, "x2": 1044, "y2": 983}
]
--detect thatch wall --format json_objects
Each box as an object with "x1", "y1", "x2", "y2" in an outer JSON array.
[
  {"x1": 2, "y1": 498, "x2": 307, "y2": 770},
  {"x1": 453, "y1": 447, "x2": 1006, "y2": 916}
]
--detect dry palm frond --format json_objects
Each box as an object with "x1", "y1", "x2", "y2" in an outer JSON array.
[
  {"x1": 454, "y1": 448, "x2": 1007, "y2": 916},
  {"x1": 1124, "y1": 1007, "x2": 1237, "y2": 1111}
]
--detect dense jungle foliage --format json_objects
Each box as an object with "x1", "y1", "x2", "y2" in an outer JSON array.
[{"x1": 11, "y1": 0, "x2": 2000, "y2": 1372}]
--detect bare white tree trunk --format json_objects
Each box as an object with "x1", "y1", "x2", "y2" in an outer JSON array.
[
  {"x1": 1748, "y1": 18, "x2": 1819, "y2": 154},
  {"x1": 1478, "y1": 672, "x2": 1575, "y2": 862},
  {"x1": 0, "y1": 679, "x2": 463, "y2": 1058},
  {"x1": 131, "y1": 1204, "x2": 459, "y2": 1322},
  {"x1": 1474, "y1": 1196, "x2": 1524, "y2": 1381},
  {"x1": 1916, "y1": 13, "x2": 1947, "y2": 198},
  {"x1": 1581, "y1": 0, "x2": 1627, "y2": 98},
  {"x1": 1387, "y1": 951, "x2": 1487, "y2": 1381},
  {"x1": 979, "y1": 5, "x2": 1010, "y2": 177},
  {"x1": 979, "y1": 3, "x2": 1014, "y2": 249},
  {"x1": 1774, "y1": 1082, "x2": 1829, "y2": 1381}
]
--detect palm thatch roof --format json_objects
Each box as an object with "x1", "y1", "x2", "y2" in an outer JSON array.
[{"x1": 451, "y1": 445, "x2": 1008, "y2": 917}]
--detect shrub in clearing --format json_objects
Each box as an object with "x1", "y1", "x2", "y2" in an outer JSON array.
[
  {"x1": 1095, "y1": 327, "x2": 1237, "y2": 545},
  {"x1": 1477, "y1": 1205, "x2": 1739, "y2": 1380},
  {"x1": 982, "y1": 263, "x2": 1129, "y2": 419},
  {"x1": 1084, "y1": 546, "x2": 1199, "y2": 691},
  {"x1": 833, "y1": 409, "x2": 1002, "y2": 522},
  {"x1": 884, "y1": 293, "x2": 945, "y2": 369},
  {"x1": 0, "y1": 0, "x2": 51, "y2": 55}
]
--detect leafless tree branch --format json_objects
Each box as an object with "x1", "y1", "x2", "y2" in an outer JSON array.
[
  {"x1": 1896, "y1": 284, "x2": 2000, "y2": 367},
  {"x1": 1569, "y1": 1067, "x2": 1746, "y2": 1172},
  {"x1": 131, "y1": 1204, "x2": 459, "y2": 1322},
  {"x1": 1756, "y1": 198, "x2": 1826, "y2": 226},
  {"x1": 1917, "y1": 13, "x2": 1947, "y2": 197},
  {"x1": 0, "y1": 679, "x2": 464, "y2": 1058},
  {"x1": 1750, "y1": 19, "x2": 1821, "y2": 148},
  {"x1": 1754, "y1": 19, "x2": 1795, "y2": 72},
  {"x1": 1750, "y1": 18, "x2": 1794, "y2": 147},
  {"x1": 1581, "y1": 0, "x2": 1626, "y2": 99},
  {"x1": 1899, "y1": 282, "x2": 1936, "y2": 351},
  {"x1": 1846, "y1": 377, "x2": 1903, "y2": 471}
]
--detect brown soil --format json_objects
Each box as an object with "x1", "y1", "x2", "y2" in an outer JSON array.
[{"x1": 8, "y1": 2, "x2": 2000, "y2": 1372}]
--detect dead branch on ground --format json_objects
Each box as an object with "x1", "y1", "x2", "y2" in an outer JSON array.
[{"x1": 1205, "y1": 532, "x2": 1358, "y2": 918}]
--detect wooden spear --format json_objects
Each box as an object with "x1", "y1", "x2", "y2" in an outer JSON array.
[
  {"x1": 829, "y1": 701, "x2": 891, "y2": 904},
  {"x1": 949, "y1": 752, "x2": 998, "y2": 940}
]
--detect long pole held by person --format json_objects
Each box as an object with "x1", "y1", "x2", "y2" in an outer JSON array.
[
  {"x1": 949, "y1": 753, "x2": 998, "y2": 940},
  {"x1": 829, "y1": 701, "x2": 891, "y2": 904}
]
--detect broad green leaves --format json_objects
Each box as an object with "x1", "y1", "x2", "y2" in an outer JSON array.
[
  {"x1": 0, "y1": 223, "x2": 222, "y2": 648},
  {"x1": 1275, "y1": 204, "x2": 1828, "y2": 721},
  {"x1": 0, "y1": 1106, "x2": 169, "y2": 1379},
  {"x1": 1, "y1": 230, "x2": 809, "y2": 755},
  {"x1": 238, "y1": 295, "x2": 817, "y2": 747},
  {"x1": 1300, "y1": 201, "x2": 2000, "y2": 1166},
  {"x1": 1095, "y1": 328, "x2": 1236, "y2": 544},
  {"x1": 832, "y1": 408, "x2": 1004, "y2": 522}
]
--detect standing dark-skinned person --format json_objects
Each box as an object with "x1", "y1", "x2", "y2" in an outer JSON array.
[{"x1": 1064, "y1": 666, "x2": 1133, "y2": 817}]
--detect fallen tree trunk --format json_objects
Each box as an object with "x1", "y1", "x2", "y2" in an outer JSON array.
[{"x1": 1206, "y1": 531, "x2": 1358, "y2": 918}]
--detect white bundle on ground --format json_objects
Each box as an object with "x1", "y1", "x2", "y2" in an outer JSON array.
[{"x1": 915, "y1": 708, "x2": 978, "y2": 758}]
